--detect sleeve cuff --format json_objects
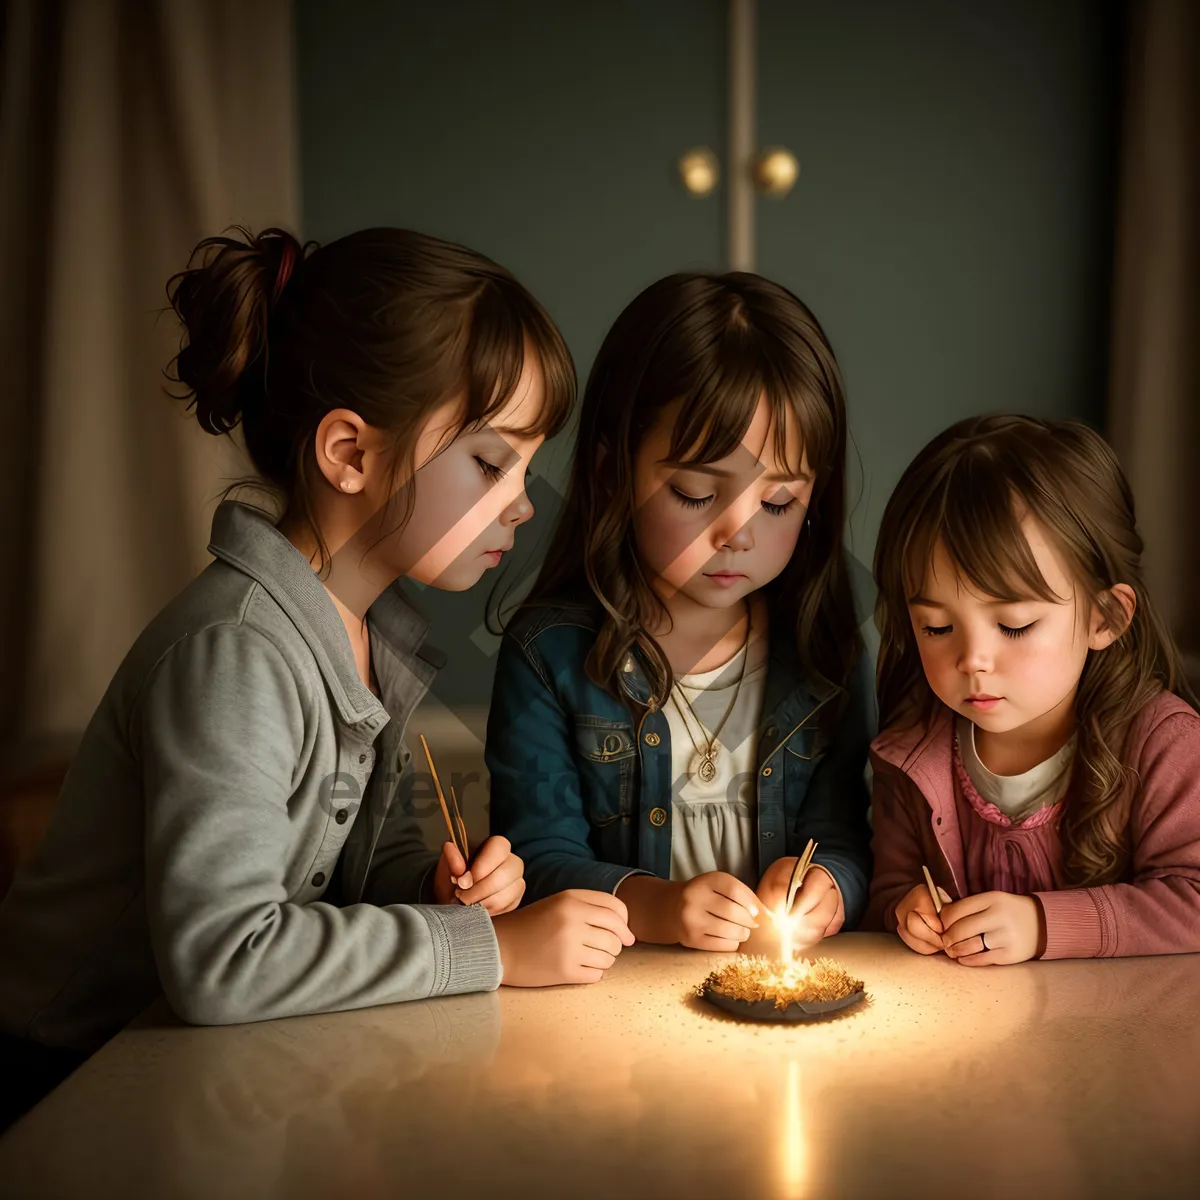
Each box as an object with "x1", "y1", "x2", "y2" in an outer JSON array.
[
  {"x1": 415, "y1": 903, "x2": 502, "y2": 995},
  {"x1": 1035, "y1": 888, "x2": 1106, "y2": 959},
  {"x1": 810, "y1": 852, "x2": 866, "y2": 931}
]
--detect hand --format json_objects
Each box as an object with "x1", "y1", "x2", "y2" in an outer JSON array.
[
  {"x1": 431, "y1": 836, "x2": 525, "y2": 915},
  {"x1": 940, "y1": 891, "x2": 1043, "y2": 966},
  {"x1": 895, "y1": 882, "x2": 951, "y2": 955},
  {"x1": 787, "y1": 866, "x2": 845, "y2": 944},
  {"x1": 674, "y1": 871, "x2": 761, "y2": 952},
  {"x1": 492, "y1": 889, "x2": 635, "y2": 986}
]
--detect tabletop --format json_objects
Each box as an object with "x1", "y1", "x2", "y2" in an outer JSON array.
[{"x1": 2, "y1": 933, "x2": 1198, "y2": 1199}]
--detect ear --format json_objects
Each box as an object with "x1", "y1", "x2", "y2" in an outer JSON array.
[
  {"x1": 1087, "y1": 583, "x2": 1137, "y2": 651},
  {"x1": 313, "y1": 408, "x2": 370, "y2": 494}
]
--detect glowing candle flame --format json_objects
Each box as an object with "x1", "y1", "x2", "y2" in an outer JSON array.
[{"x1": 766, "y1": 903, "x2": 815, "y2": 989}]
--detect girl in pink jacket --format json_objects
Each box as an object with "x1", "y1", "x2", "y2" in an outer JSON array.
[{"x1": 865, "y1": 415, "x2": 1200, "y2": 963}]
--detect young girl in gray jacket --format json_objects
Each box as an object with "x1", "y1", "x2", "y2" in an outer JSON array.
[{"x1": 0, "y1": 227, "x2": 633, "y2": 1127}]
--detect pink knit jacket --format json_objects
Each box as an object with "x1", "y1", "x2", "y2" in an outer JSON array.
[{"x1": 865, "y1": 690, "x2": 1200, "y2": 959}]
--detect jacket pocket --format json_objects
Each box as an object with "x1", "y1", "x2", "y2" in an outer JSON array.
[{"x1": 572, "y1": 718, "x2": 635, "y2": 827}]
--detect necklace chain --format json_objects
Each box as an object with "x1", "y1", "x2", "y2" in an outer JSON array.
[{"x1": 670, "y1": 602, "x2": 752, "y2": 783}]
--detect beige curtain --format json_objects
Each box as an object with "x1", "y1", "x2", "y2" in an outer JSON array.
[
  {"x1": 0, "y1": 1, "x2": 298, "y2": 761},
  {"x1": 1108, "y1": 0, "x2": 1200, "y2": 690}
]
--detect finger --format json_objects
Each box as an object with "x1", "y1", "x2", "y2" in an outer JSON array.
[
  {"x1": 582, "y1": 905, "x2": 636, "y2": 946},
  {"x1": 566, "y1": 889, "x2": 630, "y2": 923},
  {"x1": 953, "y1": 948, "x2": 1004, "y2": 967},
  {"x1": 456, "y1": 854, "x2": 523, "y2": 904},
  {"x1": 905, "y1": 911, "x2": 944, "y2": 953},
  {"x1": 917, "y1": 910, "x2": 944, "y2": 937},
  {"x1": 708, "y1": 874, "x2": 762, "y2": 921},
  {"x1": 695, "y1": 935, "x2": 743, "y2": 953},
  {"x1": 939, "y1": 892, "x2": 994, "y2": 926},
  {"x1": 790, "y1": 867, "x2": 835, "y2": 916},
  {"x1": 899, "y1": 922, "x2": 942, "y2": 955},
  {"x1": 942, "y1": 912, "x2": 993, "y2": 949},
  {"x1": 578, "y1": 947, "x2": 618, "y2": 971},
  {"x1": 582, "y1": 927, "x2": 624, "y2": 957},
  {"x1": 572, "y1": 967, "x2": 606, "y2": 985},
  {"x1": 703, "y1": 893, "x2": 761, "y2": 929},
  {"x1": 466, "y1": 835, "x2": 512, "y2": 881},
  {"x1": 946, "y1": 931, "x2": 992, "y2": 960},
  {"x1": 698, "y1": 915, "x2": 753, "y2": 944},
  {"x1": 442, "y1": 841, "x2": 467, "y2": 884},
  {"x1": 475, "y1": 879, "x2": 525, "y2": 916}
]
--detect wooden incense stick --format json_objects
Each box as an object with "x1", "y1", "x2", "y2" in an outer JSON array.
[
  {"x1": 784, "y1": 838, "x2": 818, "y2": 914},
  {"x1": 449, "y1": 785, "x2": 470, "y2": 862},
  {"x1": 921, "y1": 864, "x2": 943, "y2": 915},
  {"x1": 418, "y1": 733, "x2": 465, "y2": 860}
]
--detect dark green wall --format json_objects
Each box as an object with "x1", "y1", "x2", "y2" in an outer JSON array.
[{"x1": 295, "y1": 0, "x2": 1122, "y2": 706}]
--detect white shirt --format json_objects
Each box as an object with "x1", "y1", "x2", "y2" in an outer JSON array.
[
  {"x1": 665, "y1": 628, "x2": 769, "y2": 888},
  {"x1": 957, "y1": 715, "x2": 1076, "y2": 822}
]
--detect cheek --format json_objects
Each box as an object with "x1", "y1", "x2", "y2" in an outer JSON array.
[
  {"x1": 396, "y1": 455, "x2": 492, "y2": 567},
  {"x1": 632, "y1": 490, "x2": 709, "y2": 575}
]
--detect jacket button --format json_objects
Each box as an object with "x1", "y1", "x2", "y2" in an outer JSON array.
[
  {"x1": 936, "y1": 817, "x2": 942, "y2": 826},
  {"x1": 312, "y1": 872, "x2": 326, "y2": 887},
  {"x1": 335, "y1": 809, "x2": 348, "y2": 824},
  {"x1": 766, "y1": 725, "x2": 777, "y2": 738},
  {"x1": 645, "y1": 732, "x2": 661, "y2": 746},
  {"x1": 358, "y1": 754, "x2": 367, "y2": 763},
  {"x1": 762, "y1": 831, "x2": 775, "y2": 840},
  {"x1": 762, "y1": 766, "x2": 772, "y2": 777},
  {"x1": 649, "y1": 807, "x2": 667, "y2": 826}
]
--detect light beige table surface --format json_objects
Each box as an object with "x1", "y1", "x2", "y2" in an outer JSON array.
[{"x1": 2, "y1": 933, "x2": 1198, "y2": 1199}]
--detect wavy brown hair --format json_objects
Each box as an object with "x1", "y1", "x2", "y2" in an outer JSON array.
[
  {"x1": 518, "y1": 271, "x2": 861, "y2": 726},
  {"x1": 167, "y1": 226, "x2": 574, "y2": 572},
  {"x1": 874, "y1": 414, "x2": 1194, "y2": 887}
]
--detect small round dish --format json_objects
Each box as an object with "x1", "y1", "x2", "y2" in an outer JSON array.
[{"x1": 701, "y1": 984, "x2": 866, "y2": 1022}]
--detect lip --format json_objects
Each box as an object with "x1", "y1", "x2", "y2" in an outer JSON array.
[
  {"x1": 965, "y1": 694, "x2": 1003, "y2": 711},
  {"x1": 703, "y1": 572, "x2": 748, "y2": 589},
  {"x1": 482, "y1": 545, "x2": 512, "y2": 564}
]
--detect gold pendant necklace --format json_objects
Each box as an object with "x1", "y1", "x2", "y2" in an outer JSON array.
[{"x1": 671, "y1": 602, "x2": 752, "y2": 784}]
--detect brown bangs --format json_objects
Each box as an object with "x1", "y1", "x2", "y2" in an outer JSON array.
[
  {"x1": 460, "y1": 279, "x2": 575, "y2": 441},
  {"x1": 666, "y1": 326, "x2": 836, "y2": 482},
  {"x1": 898, "y1": 456, "x2": 1066, "y2": 607}
]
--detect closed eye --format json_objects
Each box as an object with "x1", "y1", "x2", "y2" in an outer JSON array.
[
  {"x1": 475, "y1": 456, "x2": 506, "y2": 482},
  {"x1": 1000, "y1": 622, "x2": 1035, "y2": 638},
  {"x1": 921, "y1": 625, "x2": 952, "y2": 637},
  {"x1": 762, "y1": 497, "x2": 797, "y2": 516},
  {"x1": 671, "y1": 486, "x2": 712, "y2": 510}
]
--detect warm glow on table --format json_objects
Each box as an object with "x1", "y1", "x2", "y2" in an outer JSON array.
[{"x1": 1, "y1": 934, "x2": 1198, "y2": 1197}]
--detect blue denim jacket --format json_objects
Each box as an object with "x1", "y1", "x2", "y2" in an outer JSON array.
[{"x1": 486, "y1": 601, "x2": 875, "y2": 928}]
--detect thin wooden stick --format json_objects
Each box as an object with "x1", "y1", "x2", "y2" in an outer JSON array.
[
  {"x1": 785, "y1": 838, "x2": 817, "y2": 914},
  {"x1": 449, "y1": 785, "x2": 470, "y2": 862},
  {"x1": 921, "y1": 864, "x2": 943, "y2": 915},
  {"x1": 419, "y1": 733, "x2": 463, "y2": 858}
]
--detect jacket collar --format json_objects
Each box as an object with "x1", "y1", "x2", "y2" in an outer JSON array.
[{"x1": 207, "y1": 501, "x2": 443, "y2": 732}]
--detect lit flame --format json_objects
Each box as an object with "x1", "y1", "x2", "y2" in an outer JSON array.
[{"x1": 767, "y1": 903, "x2": 814, "y2": 988}]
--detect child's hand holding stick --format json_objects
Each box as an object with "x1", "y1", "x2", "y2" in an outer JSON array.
[{"x1": 420, "y1": 734, "x2": 525, "y2": 914}]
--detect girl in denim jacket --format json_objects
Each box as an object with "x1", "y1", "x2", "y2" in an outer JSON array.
[{"x1": 487, "y1": 272, "x2": 874, "y2": 953}]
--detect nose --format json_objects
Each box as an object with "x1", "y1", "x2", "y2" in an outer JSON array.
[
  {"x1": 713, "y1": 493, "x2": 756, "y2": 551},
  {"x1": 957, "y1": 633, "x2": 992, "y2": 676},
  {"x1": 501, "y1": 485, "x2": 534, "y2": 527}
]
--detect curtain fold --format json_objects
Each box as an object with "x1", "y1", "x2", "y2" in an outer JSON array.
[
  {"x1": 0, "y1": 0, "x2": 298, "y2": 760},
  {"x1": 1107, "y1": 0, "x2": 1200, "y2": 690}
]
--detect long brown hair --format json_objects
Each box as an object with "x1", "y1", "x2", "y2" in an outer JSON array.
[
  {"x1": 167, "y1": 226, "x2": 574, "y2": 570},
  {"x1": 519, "y1": 271, "x2": 861, "y2": 720},
  {"x1": 874, "y1": 414, "x2": 1194, "y2": 887}
]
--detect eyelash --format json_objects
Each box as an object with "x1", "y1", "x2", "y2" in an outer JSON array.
[
  {"x1": 475, "y1": 457, "x2": 506, "y2": 482},
  {"x1": 671, "y1": 487, "x2": 796, "y2": 516},
  {"x1": 921, "y1": 622, "x2": 1036, "y2": 639}
]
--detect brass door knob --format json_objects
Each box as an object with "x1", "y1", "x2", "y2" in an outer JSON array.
[
  {"x1": 753, "y1": 147, "x2": 799, "y2": 197},
  {"x1": 678, "y1": 147, "x2": 720, "y2": 196}
]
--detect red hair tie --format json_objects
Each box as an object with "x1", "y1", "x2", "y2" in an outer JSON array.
[{"x1": 272, "y1": 238, "x2": 297, "y2": 301}]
